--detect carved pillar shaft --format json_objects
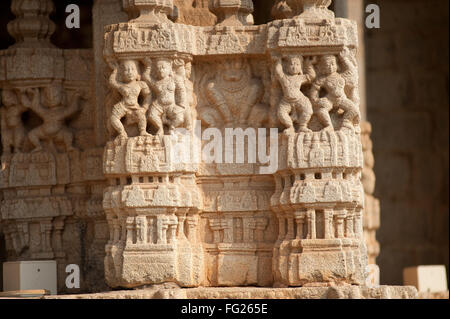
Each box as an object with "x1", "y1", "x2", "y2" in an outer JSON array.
[
  {"x1": 278, "y1": 216, "x2": 286, "y2": 241},
  {"x1": 324, "y1": 209, "x2": 333, "y2": 239},
  {"x1": 8, "y1": 0, "x2": 56, "y2": 48},
  {"x1": 156, "y1": 216, "x2": 164, "y2": 244},
  {"x1": 125, "y1": 217, "x2": 134, "y2": 245},
  {"x1": 295, "y1": 214, "x2": 305, "y2": 240},
  {"x1": 223, "y1": 218, "x2": 233, "y2": 243},
  {"x1": 336, "y1": 211, "x2": 346, "y2": 238},
  {"x1": 177, "y1": 213, "x2": 186, "y2": 239},
  {"x1": 307, "y1": 210, "x2": 316, "y2": 240},
  {"x1": 345, "y1": 211, "x2": 355, "y2": 238},
  {"x1": 209, "y1": 0, "x2": 254, "y2": 26},
  {"x1": 286, "y1": 215, "x2": 294, "y2": 240}
]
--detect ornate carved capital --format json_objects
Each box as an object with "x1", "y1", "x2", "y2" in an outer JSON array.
[
  {"x1": 7, "y1": 0, "x2": 56, "y2": 48},
  {"x1": 299, "y1": 0, "x2": 334, "y2": 20},
  {"x1": 122, "y1": 0, "x2": 174, "y2": 23},
  {"x1": 209, "y1": 0, "x2": 254, "y2": 26}
]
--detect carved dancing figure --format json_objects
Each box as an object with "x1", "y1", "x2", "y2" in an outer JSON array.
[
  {"x1": 273, "y1": 54, "x2": 315, "y2": 134},
  {"x1": 173, "y1": 59, "x2": 193, "y2": 130},
  {"x1": 143, "y1": 57, "x2": 187, "y2": 136},
  {"x1": 108, "y1": 59, "x2": 152, "y2": 138},
  {"x1": 22, "y1": 85, "x2": 81, "y2": 153},
  {"x1": 310, "y1": 48, "x2": 361, "y2": 131},
  {"x1": 0, "y1": 89, "x2": 27, "y2": 154}
]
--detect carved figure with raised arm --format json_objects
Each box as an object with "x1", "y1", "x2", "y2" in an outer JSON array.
[
  {"x1": 273, "y1": 54, "x2": 316, "y2": 134},
  {"x1": 143, "y1": 57, "x2": 187, "y2": 136},
  {"x1": 108, "y1": 59, "x2": 152, "y2": 138},
  {"x1": 310, "y1": 48, "x2": 361, "y2": 131},
  {"x1": 173, "y1": 58, "x2": 193, "y2": 131},
  {"x1": 23, "y1": 85, "x2": 82, "y2": 153},
  {"x1": 1, "y1": 89, "x2": 27, "y2": 155}
]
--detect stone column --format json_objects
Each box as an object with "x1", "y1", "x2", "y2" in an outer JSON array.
[
  {"x1": 361, "y1": 121, "x2": 381, "y2": 286},
  {"x1": 102, "y1": 0, "x2": 204, "y2": 288},
  {"x1": 0, "y1": 0, "x2": 91, "y2": 293},
  {"x1": 269, "y1": 0, "x2": 367, "y2": 286},
  {"x1": 7, "y1": 0, "x2": 56, "y2": 49}
]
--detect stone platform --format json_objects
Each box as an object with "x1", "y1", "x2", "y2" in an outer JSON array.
[{"x1": 42, "y1": 286, "x2": 418, "y2": 299}]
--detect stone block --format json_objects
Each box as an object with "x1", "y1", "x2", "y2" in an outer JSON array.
[{"x1": 403, "y1": 265, "x2": 448, "y2": 293}]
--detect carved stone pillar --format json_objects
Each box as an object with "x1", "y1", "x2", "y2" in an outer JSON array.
[
  {"x1": 269, "y1": 0, "x2": 368, "y2": 287},
  {"x1": 102, "y1": 0, "x2": 204, "y2": 288},
  {"x1": 93, "y1": 0, "x2": 410, "y2": 293},
  {"x1": 7, "y1": 0, "x2": 56, "y2": 48},
  {"x1": 361, "y1": 121, "x2": 380, "y2": 286},
  {"x1": 0, "y1": 0, "x2": 104, "y2": 294}
]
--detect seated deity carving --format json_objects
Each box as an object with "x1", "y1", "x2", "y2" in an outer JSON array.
[
  {"x1": 310, "y1": 47, "x2": 361, "y2": 131},
  {"x1": 202, "y1": 57, "x2": 267, "y2": 128},
  {"x1": 107, "y1": 59, "x2": 152, "y2": 139},
  {"x1": 1, "y1": 89, "x2": 27, "y2": 155},
  {"x1": 273, "y1": 54, "x2": 316, "y2": 134},
  {"x1": 143, "y1": 57, "x2": 191, "y2": 136},
  {"x1": 20, "y1": 84, "x2": 82, "y2": 153}
]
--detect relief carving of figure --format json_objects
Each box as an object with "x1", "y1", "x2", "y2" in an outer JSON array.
[
  {"x1": 21, "y1": 85, "x2": 82, "y2": 153},
  {"x1": 108, "y1": 59, "x2": 152, "y2": 138},
  {"x1": 1, "y1": 89, "x2": 27, "y2": 155},
  {"x1": 203, "y1": 57, "x2": 267, "y2": 128},
  {"x1": 143, "y1": 57, "x2": 189, "y2": 136},
  {"x1": 273, "y1": 54, "x2": 316, "y2": 134},
  {"x1": 310, "y1": 48, "x2": 361, "y2": 131},
  {"x1": 173, "y1": 59, "x2": 194, "y2": 131}
]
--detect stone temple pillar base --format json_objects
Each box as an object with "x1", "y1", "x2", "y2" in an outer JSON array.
[{"x1": 44, "y1": 286, "x2": 418, "y2": 299}]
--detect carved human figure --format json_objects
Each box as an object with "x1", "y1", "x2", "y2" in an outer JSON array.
[
  {"x1": 143, "y1": 57, "x2": 188, "y2": 136},
  {"x1": 340, "y1": 47, "x2": 360, "y2": 106},
  {"x1": 108, "y1": 59, "x2": 152, "y2": 138},
  {"x1": 0, "y1": 89, "x2": 27, "y2": 154},
  {"x1": 273, "y1": 54, "x2": 315, "y2": 134},
  {"x1": 204, "y1": 57, "x2": 266, "y2": 127},
  {"x1": 21, "y1": 85, "x2": 81, "y2": 153},
  {"x1": 310, "y1": 48, "x2": 361, "y2": 131},
  {"x1": 173, "y1": 59, "x2": 194, "y2": 130}
]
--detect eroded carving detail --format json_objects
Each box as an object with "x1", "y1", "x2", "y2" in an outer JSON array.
[
  {"x1": 200, "y1": 57, "x2": 268, "y2": 128},
  {"x1": 108, "y1": 59, "x2": 151, "y2": 138},
  {"x1": 1, "y1": 89, "x2": 27, "y2": 155},
  {"x1": 143, "y1": 57, "x2": 192, "y2": 136},
  {"x1": 0, "y1": 0, "x2": 373, "y2": 292},
  {"x1": 310, "y1": 48, "x2": 361, "y2": 132},
  {"x1": 21, "y1": 85, "x2": 83, "y2": 153},
  {"x1": 98, "y1": 0, "x2": 368, "y2": 289}
]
